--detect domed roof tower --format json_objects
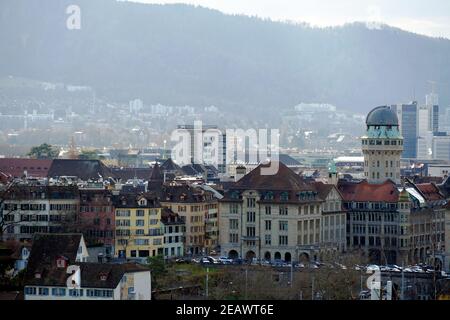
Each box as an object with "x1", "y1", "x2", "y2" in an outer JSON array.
[
  {"x1": 366, "y1": 106, "x2": 399, "y2": 127},
  {"x1": 362, "y1": 106, "x2": 403, "y2": 184}
]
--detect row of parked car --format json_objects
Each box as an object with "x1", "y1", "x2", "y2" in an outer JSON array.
[
  {"x1": 176, "y1": 256, "x2": 338, "y2": 269},
  {"x1": 175, "y1": 257, "x2": 447, "y2": 276},
  {"x1": 363, "y1": 264, "x2": 446, "y2": 275},
  {"x1": 175, "y1": 256, "x2": 235, "y2": 265}
]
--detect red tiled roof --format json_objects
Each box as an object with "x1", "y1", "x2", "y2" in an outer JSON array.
[
  {"x1": 0, "y1": 158, "x2": 52, "y2": 178},
  {"x1": 338, "y1": 180, "x2": 399, "y2": 202},
  {"x1": 415, "y1": 183, "x2": 445, "y2": 201}
]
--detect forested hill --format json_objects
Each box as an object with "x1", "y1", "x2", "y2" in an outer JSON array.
[{"x1": 1, "y1": 0, "x2": 450, "y2": 115}]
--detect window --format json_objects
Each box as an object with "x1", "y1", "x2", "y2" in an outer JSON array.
[
  {"x1": 265, "y1": 234, "x2": 271, "y2": 245},
  {"x1": 279, "y1": 235, "x2": 288, "y2": 246},
  {"x1": 279, "y1": 221, "x2": 288, "y2": 231},
  {"x1": 229, "y1": 233, "x2": 238, "y2": 243},
  {"x1": 69, "y1": 289, "x2": 83, "y2": 297},
  {"x1": 247, "y1": 198, "x2": 256, "y2": 208},
  {"x1": 279, "y1": 206, "x2": 288, "y2": 215},
  {"x1": 52, "y1": 288, "x2": 66, "y2": 296},
  {"x1": 246, "y1": 212, "x2": 255, "y2": 223},
  {"x1": 25, "y1": 287, "x2": 36, "y2": 295},
  {"x1": 135, "y1": 239, "x2": 149, "y2": 245},
  {"x1": 265, "y1": 206, "x2": 271, "y2": 215},
  {"x1": 116, "y1": 210, "x2": 131, "y2": 217},
  {"x1": 38, "y1": 287, "x2": 49, "y2": 296},
  {"x1": 136, "y1": 219, "x2": 145, "y2": 226},
  {"x1": 246, "y1": 227, "x2": 255, "y2": 237},
  {"x1": 116, "y1": 220, "x2": 130, "y2": 227},
  {"x1": 229, "y1": 219, "x2": 239, "y2": 230},
  {"x1": 136, "y1": 210, "x2": 145, "y2": 216},
  {"x1": 265, "y1": 220, "x2": 272, "y2": 231},
  {"x1": 230, "y1": 203, "x2": 239, "y2": 214}
]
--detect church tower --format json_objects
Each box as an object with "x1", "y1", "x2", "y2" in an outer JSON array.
[
  {"x1": 327, "y1": 160, "x2": 338, "y2": 185},
  {"x1": 362, "y1": 106, "x2": 403, "y2": 184}
]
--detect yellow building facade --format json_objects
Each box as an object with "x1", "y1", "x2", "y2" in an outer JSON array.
[{"x1": 114, "y1": 194, "x2": 164, "y2": 259}]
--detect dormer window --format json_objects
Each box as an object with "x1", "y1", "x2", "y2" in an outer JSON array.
[
  {"x1": 264, "y1": 192, "x2": 274, "y2": 201},
  {"x1": 99, "y1": 272, "x2": 108, "y2": 281},
  {"x1": 231, "y1": 191, "x2": 240, "y2": 200},
  {"x1": 56, "y1": 256, "x2": 68, "y2": 269},
  {"x1": 35, "y1": 272, "x2": 41, "y2": 279},
  {"x1": 280, "y1": 192, "x2": 289, "y2": 201}
]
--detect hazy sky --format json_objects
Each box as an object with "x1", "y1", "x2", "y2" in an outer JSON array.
[{"x1": 127, "y1": 0, "x2": 450, "y2": 39}]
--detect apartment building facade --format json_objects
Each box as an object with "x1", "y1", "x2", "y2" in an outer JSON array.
[
  {"x1": 159, "y1": 184, "x2": 219, "y2": 255},
  {"x1": 113, "y1": 193, "x2": 164, "y2": 259},
  {"x1": 219, "y1": 162, "x2": 346, "y2": 262},
  {"x1": 1, "y1": 184, "x2": 79, "y2": 242}
]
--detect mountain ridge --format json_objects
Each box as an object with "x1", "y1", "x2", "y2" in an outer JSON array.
[{"x1": 1, "y1": 0, "x2": 449, "y2": 116}]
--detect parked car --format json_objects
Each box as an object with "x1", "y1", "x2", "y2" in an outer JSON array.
[
  {"x1": 366, "y1": 265, "x2": 380, "y2": 274},
  {"x1": 232, "y1": 258, "x2": 243, "y2": 265},
  {"x1": 261, "y1": 260, "x2": 272, "y2": 266},
  {"x1": 205, "y1": 256, "x2": 220, "y2": 264},
  {"x1": 271, "y1": 259, "x2": 285, "y2": 267},
  {"x1": 386, "y1": 265, "x2": 402, "y2": 272},
  {"x1": 175, "y1": 258, "x2": 188, "y2": 264},
  {"x1": 411, "y1": 265, "x2": 425, "y2": 273},
  {"x1": 218, "y1": 256, "x2": 233, "y2": 264}
]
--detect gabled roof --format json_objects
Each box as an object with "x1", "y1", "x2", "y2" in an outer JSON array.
[
  {"x1": 48, "y1": 159, "x2": 113, "y2": 181},
  {"x1": 26, "y1": 261, "x2": 149, "y2": 289},
  {"x1": 76, "y1": 263, "x2": 149, "y2": 289},
  {"x1": 338, "y1": 180, "x2": 399, "y2": 202},
  {"x1": 113, "y1": 192, "x2": 160, "y2": 208},
  {"x1": 25, "y1": 233, "x2": 83, "y2": 286},
  {"x1": 312, "y1": 181, "x2": 341, "y2": 200},
  {"x1": 233, "y1": 161, "x2": 311, "y2": 191},
  {"x1": 160, "y1": 158, "x2": 182, "y2": 173},
  {"x1": 159, "y1": 184, "x2": 216, "y2": 203}
]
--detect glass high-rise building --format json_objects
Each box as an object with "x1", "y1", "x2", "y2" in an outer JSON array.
[{"x1": 391, "y1": 102, "x2": 418, "y2": 159}]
